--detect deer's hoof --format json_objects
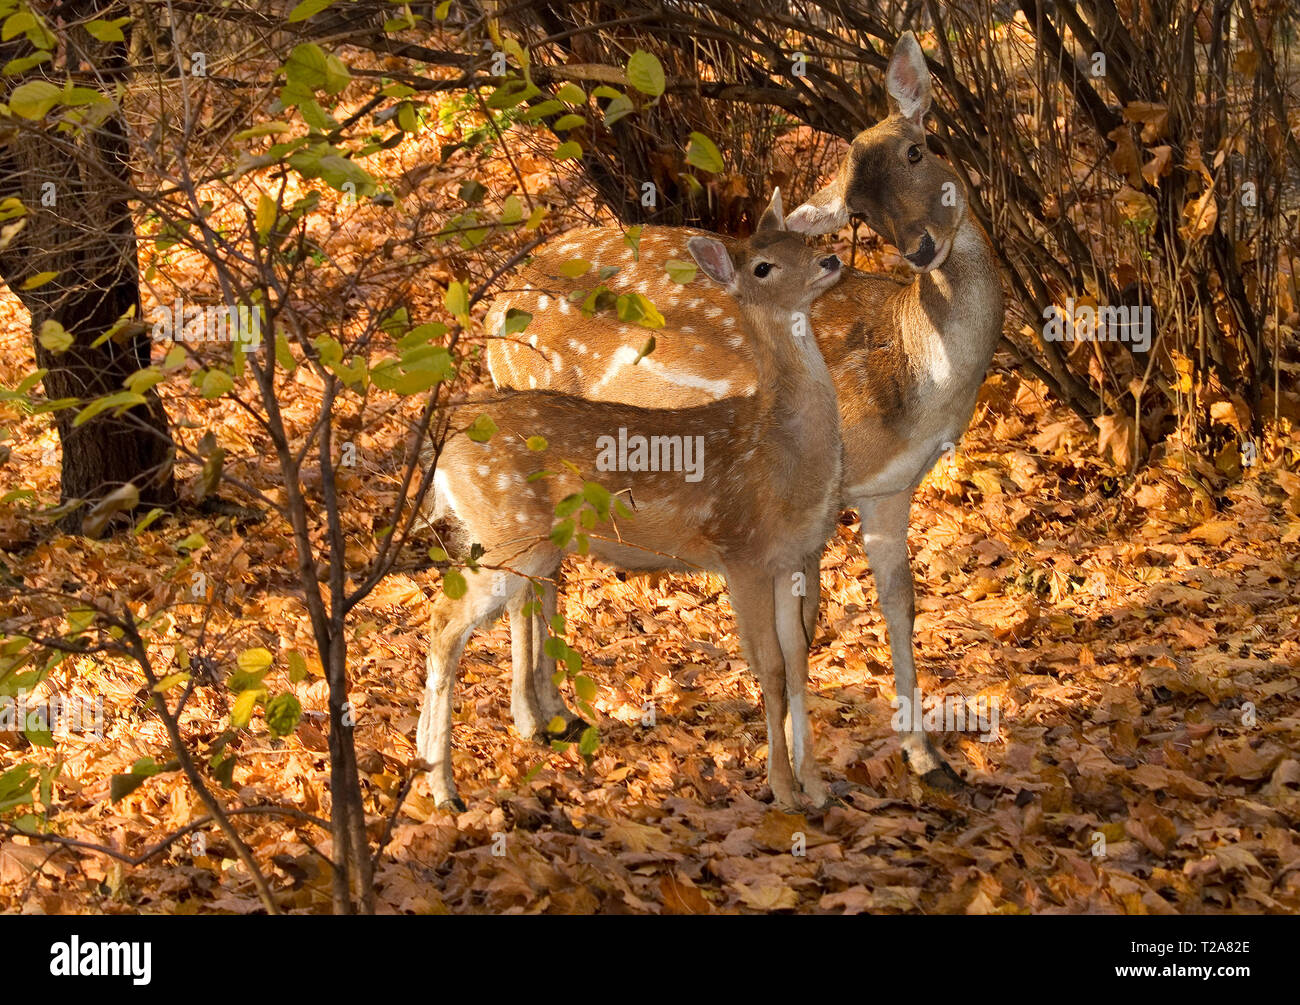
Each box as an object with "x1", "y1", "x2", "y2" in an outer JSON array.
[
  {"x1": 920, "y1": 760, "x2": 968, "y2": 793},
  {"x1": 536, "y1": 717, "x2": 589, "y2": 744},
  {"x1": 437, "y1": 796, "x2": 467, "y2": 813}
]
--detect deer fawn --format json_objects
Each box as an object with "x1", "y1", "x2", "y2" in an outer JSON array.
[
  {"x1": 485, "y1": 32, "x2": 1005, "y2": 789},
  {"x1": 420, "y1": 190, "x2": 844, "y2": 810}
]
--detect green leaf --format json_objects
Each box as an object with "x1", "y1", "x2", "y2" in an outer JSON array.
[
  {"x1": 498, "y1": 308, "x2": 531, "y2": 337},
  {"x1": 554, "y1": 493, "x2": 583, "y2": 518},
  {"x1": 109, "y1": 773, "x2": 149, "y2": 801},
  {"x1": 288, "y1": 0, "x2": 336, "y2": 22},
  {"x1": 175, "y1": 532, "x2": 206, "y2": 552},
  {"x1": 442, "y1": 568, "x2": 467, "y2": 600},
  {"x1": 237, "y1": 648, "x2": 274, "y2": 674},
  {"x1": 2, "y1": 13, "x2": 36, "y2": 43},
  {"x1": 287, "y1": 650, "x2": 308, "y2": 683},
  {"x1": 131, "y1": 507, "x2": 165, "y2": 535},
  {"x1": 626, "y1": 50, "x2": 665, "y2": 97},
  {"x1": 525, "y1": 435, "x2": 548, "y2": 452},
  {"x1": 603, "y1": 95, "x2": 635, "y2": 126},
  {"x1": 8, "y1": 79, "x2": 59, "y2": 119},
  {"x1": 500, "y1": 194, "x2": 524, "y2": 224},
  {"x1": 264, "y1": 693, "x2": 303, "y2": 737},
  {"x1": 549, "y1": 518, "x2": 574, "y2": 548},
  {"x1": 577, "y1": 725, "x2": 600, "y2": 756},
  {"x1": 616, "y1": 292, "x2": 665, "y2": 329},
  {"x1": 2, "y1": 52, "x2": 51, "y2": 76},
  {"x1": 284, "y1": 43, "x2": 351, "y2": 96},
  {"x1": 686, "y1": 131, "x2": 724, "y2": 173},
  {"x1": 85, "y1": 18, "x2": 128, "y2": 43},
  {"x1": 199, "y1": 369, "x2": 233, "y2": 399},
  {"x1": 554, "y1": 140, "x2": 582, "y2": 160},
  {"x1": 554, "y1": 82, "x2": 586, "y2": 104},
  {"x1": 624, "y1": 225, "x2": 643, "y2": 259},
  {"x1": 664, "y1": 259, "x2": 698, "y2": 284},
  {"x1": 72, "y1": 391, "x2": 146, "y2": 428},
  {"x1": 255, "y1": 193, "x2": 277, "y2": 239},
  {"x1": 37, "y1": 319, "x2": 71, "y2": 353},
  {"x1": 574, "y1": 674, "x2": 597, "y2": 702},
  {"x1": 444, "y1": 280, "x2": 468, "y2": 322},
  {"x1": 633, "y1": 336, "x2": 656, "y2": 364},
  {"x1": 546, "y1": 715, "x2": 566, "y2": 734},
  {"x1": 582, "y1": 481, "x2": 611, "y2": 516},
  {"x1": 521, "y1": 99, "x2": 565, "y2": 122},
  {"x1": 552, "y1": 113, "x2": 586, "y2": 131},
  {"x1": 231, "y1": 687, "x2": 262, "y2": 729},
  {"x1": 466, "y1": 413, "x2": 497, "y2": 443},
  {"x1": 151, "y1": 671, "x2": 190, "y2": 693},
  {"x1": 22, "y1": 271, "x2": 57, "y2": 290},
  {"x1": 0, "y1": 764, "x2": 38, "y2": 811},
  {"x1": 558, "y1": 258, "x2": 590, "y2": 278}
]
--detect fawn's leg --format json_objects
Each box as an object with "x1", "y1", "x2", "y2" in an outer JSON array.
[
  {"x1": 855, "y1": 489, "x2": 964, "y2": 789},
  {"x1": 801, "y1": 548, "x2": 822, "y2": 647},
  {"x1": 418, "y1": 561, "x2": 537, "y2": 810},
  {"x1": 776, "y1": 563, "x2": 830, "y2": 808},
  {"x1": 727, "y1": 567, "x2": 798, "y2": 809}
]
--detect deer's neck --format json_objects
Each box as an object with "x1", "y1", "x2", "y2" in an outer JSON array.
[{"x1": 899, "y1": 210, "x2": 1003, "y2": 384}]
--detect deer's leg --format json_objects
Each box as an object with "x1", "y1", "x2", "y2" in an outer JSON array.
[
  {"x1": 507, "y1": 588, "x2": 545, "y2": 740},
  {"x1": 855, "y1": 490, "x2": 965, "y2": 790},
  {"x1": 776, "y1": 563, "x2": 830, "y2": 808},
  {"x1": 727, "y1": 567, "x2": 798, "y2": 809},
  {"x1": 419, "y1": 560, "x2": 540, "y2": 810},
  {"x1": 530, "y1": 577, "x2": 588, "y2": 740},
  {"x1": 800, "y1": 547, "x2": 822, "y2": 647}
]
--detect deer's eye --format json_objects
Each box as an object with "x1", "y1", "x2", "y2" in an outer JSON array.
[
  {"x1": 753, "y1": 262, "x2": 773, "y2": 278},
  {"x1": 907, "y1": 144, "x2": 923, "y2": 164}
]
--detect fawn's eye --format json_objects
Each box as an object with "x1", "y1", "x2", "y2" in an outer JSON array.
[
  {"x1": 907, "y1": 144, "x2": 923, "y2": 164},
  {"x1": 753, "y1": 262, "x2": 773, "y2": 278}
]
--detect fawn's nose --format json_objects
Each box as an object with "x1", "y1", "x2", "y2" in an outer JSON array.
[
  {"x1": 904, "y1": 232, "x2": 937, "y2": 269},
  {"x1": 819, "y1": 255, "x2": 841, "y2": 271}
]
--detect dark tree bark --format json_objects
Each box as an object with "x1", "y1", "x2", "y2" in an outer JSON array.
[{"x1": 0, "y1": 2, "x2": 175, "y2": 533}]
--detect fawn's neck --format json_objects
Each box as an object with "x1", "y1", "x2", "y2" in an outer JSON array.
[{"x1": 738, "y1": 300, "x2": 840, "y2": 433}]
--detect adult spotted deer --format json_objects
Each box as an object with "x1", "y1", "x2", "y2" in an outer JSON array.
[
  {"x1": 485, "y1": 32, "x2": 1004, "y2": 788},
  {"x1": 421, "y1": 191, "x2": 844, "y2": 810}
]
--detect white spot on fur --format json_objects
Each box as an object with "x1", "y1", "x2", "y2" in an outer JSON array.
[{"x1": 591, "y1": 344, "x2": 732, "y2": 398}]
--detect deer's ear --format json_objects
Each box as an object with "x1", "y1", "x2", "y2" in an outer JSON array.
[
  {"x1": 786, "y1": 180, "x2": 849, "y2": 234},
  {"x1": 686, "y1": 236, "x2": 736, "y2": 286},
  {"x1": 886, "y1": 31, "x2": 931, "y2": 126},
  {"x1": 756, "y1": 187, "x2": 785, "y2": 233}
]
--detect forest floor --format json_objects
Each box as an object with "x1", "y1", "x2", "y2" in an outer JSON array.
[{"x1": 2, "y1": 315, "x2": 1298, "y2": 912}]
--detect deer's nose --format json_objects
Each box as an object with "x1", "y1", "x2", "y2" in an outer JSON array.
[
  {"x1": 904, "y1": 232, "x2": 936, "y2": 268},
  {"x1": 819, "y1": 255, "x2": 841, "y2": 271}
]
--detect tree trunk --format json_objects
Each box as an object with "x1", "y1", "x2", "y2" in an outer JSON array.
[{"x1": 0, "y1": 3, "x2": 175, "y2": 533}]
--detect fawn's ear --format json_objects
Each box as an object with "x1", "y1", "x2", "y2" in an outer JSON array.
[
  {"x1": 756, "y1": 188, "x2": 786, "y2": 233},
  {"x1": 886, "y1": 31, "x2": 931, "y2": 126},
  {"x1": 686, "y1": 236, "x2": 736, "y2": 286}
]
